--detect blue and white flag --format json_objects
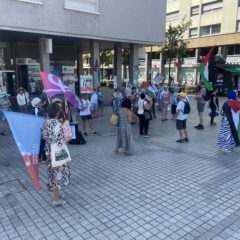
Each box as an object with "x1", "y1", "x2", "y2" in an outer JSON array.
[{"x1": 4, "y1": 111, "x2": 45, "y2": 190}]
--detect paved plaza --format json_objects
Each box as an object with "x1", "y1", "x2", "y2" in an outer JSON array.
[{"x1": 0, "y1": 97, "x2": 240, "y2": 240}]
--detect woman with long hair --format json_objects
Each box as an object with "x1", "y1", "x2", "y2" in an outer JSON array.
[{"x1": 41, "y1": 102, "x2": 71, "y2": 206}]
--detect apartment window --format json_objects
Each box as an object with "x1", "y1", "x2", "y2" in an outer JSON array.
[
  {"x1": 166, "y1": 11, "x2": 179, "y2": 21},
  {"x1": 16, "y1": 0, "x2": 42, "y2": 4},
  {"x1": 65, "y1": 0, "x2": 99, "y2": 14},
  {"x1": 236, "y1": 21, "x2": 240, "y2": 32},
  {"x1": 189, "y1": 28, "x2": 198, "y2": 38},
  {"x1": 191, "y1": 6, "x2": 199, "y2": 16},
  {"x1": 202, "y1": 0, "x2": 223, "y2": 13},
  {"x1": 200, "y1": 24, "x2": 221, "y2": 36}
]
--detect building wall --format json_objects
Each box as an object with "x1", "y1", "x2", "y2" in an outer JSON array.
[
  {"x1": 166, "y1": 0, "x2": 240, "y2": 41},
  {"x1": 0, "y1": 0, "x2": 166, "y2": 44}
]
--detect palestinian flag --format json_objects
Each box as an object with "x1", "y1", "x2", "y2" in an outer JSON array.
[
  {"x1": 222, "y1": 100, "x2": 240, "y2": 146},
  {"x1": 198, "y1": 47, "x2": 214, "y2": 91},
  {"x1": 141, "y1": 81, "x2": 156, "y2": 98}
]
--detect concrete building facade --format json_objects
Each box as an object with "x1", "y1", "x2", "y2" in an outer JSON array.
[
  {"x1": 0, "y1": 0, "x2": 166, "y2": 96},
  {"x1": 148, "y1": 0, "x2": 240, "y2": 92}
]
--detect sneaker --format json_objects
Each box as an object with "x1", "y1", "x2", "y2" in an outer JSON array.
[
  {"x1": 176, "y1": 139, "x2": 184, "y2": 143},
  {"x1": 84, "y1": 132, "x2": 88, "y2": 136},
  {"x1": 194, "y1": 124, "x2": 200, "y2": 128},
  {"x1": 196, "y1": 125, "x2": 204, "y2": 130},
  {"x1": 184, "y1": 138, "x2": 189, "y2": 142},
  {"x1": 210, "y1": 122, "x2": 217, "y2": 126},
  {"x1": 52, "y1": 199, "x2": 66, "y2": 207},
  {"x1": 91, "y1": 131, "x2": 98, "y2": 135},
  {"x1": 144, "y1": 134, "x2": 151, "y2": 138}
]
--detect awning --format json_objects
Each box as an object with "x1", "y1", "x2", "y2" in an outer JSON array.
[{"x1": 221, "y1": 67, "x2": 240, "y2": 74}]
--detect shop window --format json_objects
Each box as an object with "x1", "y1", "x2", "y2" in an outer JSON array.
[
  {"x1": 16, "y1": 0, "x2": 42, "y2": 4},
  {"x1": 236, "y1": 20, "x2": 240, "y2": 32},
  {"x1": 202, "y1": 0, "x2": 223, "y2": 13},
  {"x1": 65, "y1": 0, "x2": 99, "y2": 14},
  {"x1": 191, "y1": 6, "x2": 199, "y2": 16},
  {"x1": 238, "y1": 0, "x2": 240, "y2": 7},
  {"x1": 200, "y1": 24, "x2": 221, "y2": 36},
  {"x1": 166, "y1": 11, "x2": 179, "y2": 21},
  {"x1": 189, "y1": 28, "x2": 198, "y2": 38}
]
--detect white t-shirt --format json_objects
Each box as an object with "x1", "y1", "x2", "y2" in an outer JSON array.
[
  {"x1": 90, "y1": 92, "x2": 98, "y2": 104},
  {"x1": 80, "y1": 99, "x2": 91, "y2": 116},
  {"x1": 17, "y1": 93, "x2": 29, "y2": 106},
  {"x1": 137, "y1": 99, "x2": 148, "y2": 114},
  {"x1": 176, "y1": 100, "x2": 188, "y2": 120}
]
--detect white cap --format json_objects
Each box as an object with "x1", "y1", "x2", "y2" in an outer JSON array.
[{"x1": 31, "y1": 97, "x2": 41, "y2": 107}]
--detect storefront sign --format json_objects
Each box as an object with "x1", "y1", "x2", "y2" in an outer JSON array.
[
  {"x1": 80, "y1": 75, "x2": 93, "y2": 93},
  {"x1": 16, "y1": 58, "x2": 39, "y2": 65},
  {"x1": 226, "y1": 55, "x2": 240, "y2": 64}
]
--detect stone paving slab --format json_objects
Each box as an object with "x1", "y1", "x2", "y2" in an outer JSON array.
[{"x1": 0, "y1": 96, "x2": 240, "y2": 240}]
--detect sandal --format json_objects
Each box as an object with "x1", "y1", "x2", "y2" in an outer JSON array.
[{"x1": 52, "y1": 199, "x2": 66, "y2": 207}]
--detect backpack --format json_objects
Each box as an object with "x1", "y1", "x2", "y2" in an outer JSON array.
[{"x1": 183, "y1": 100, "x2": 191, "y2": 114}]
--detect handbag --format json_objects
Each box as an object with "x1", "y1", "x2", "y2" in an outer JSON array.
[
  {"x1": 109, "y1": 113, "x2": 119, "y2": 126},
  {"x1": 130, "y1": 112, "x2": 138, "y2": 124},
  {"x1": 144, "y1": 110, "x2": 152, "y2": 120},
  {"x1": 63, "y1": 120, "x2": 72, "y2": 142},
  {"x1": 209, "y1": 111, "x2": 219, "y2": 117},
  {"x1": 51, "y1": 143, "x2": 71, "y2": 167}
]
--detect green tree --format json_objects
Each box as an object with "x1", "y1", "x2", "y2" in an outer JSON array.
[
  {"x1": 100, "y1": 50, "x2": 114, "y2": 67},
  {"x1": 161, "y1": 17, "x2": 192, "y2": 85}
]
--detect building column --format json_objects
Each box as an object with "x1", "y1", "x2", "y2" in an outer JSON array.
[
  {"x1": 145, "y1": 52, "x2": 152, "y2": 82},
  {"x1": 76, "y1": 49, "x2": 83, "y2": 95},
  {"x1": 90, "y1": 40, "x2": 100, "y2": 88},
  {"x1": 129, "y1": 44, "x2": 139, "y2": 85},
  {"x1": 194, "y1": 48, "x2": 199, "y2": 85},
  {"x1": 39, "y1": 37, "x2": 51, "y2": 72},
  {"x1": 114, "y1": 44, "x2": 122, "y2": 88},
  {"x1": 159, "y1": 52, "x2": 164, "y2": 75}
]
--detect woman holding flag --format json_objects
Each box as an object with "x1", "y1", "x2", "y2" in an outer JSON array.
[{"x1": 41, "y1": 102, "x2": 71, "y2": 206}]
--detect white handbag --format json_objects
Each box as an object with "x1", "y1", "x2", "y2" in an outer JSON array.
[{"x1": 51, "y1": 143, "x2": 71, "y2": 167}]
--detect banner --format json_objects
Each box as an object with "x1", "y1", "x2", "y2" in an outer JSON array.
[
  {"x1": 80, "y1": 75, "x2": 94, "y2": 93},
  {"x1": 4, "y1": 111, "x2": 45, "y2": 190},
  {"x1": 40, "y1": 72, "x2": 83, "y2": 110}
]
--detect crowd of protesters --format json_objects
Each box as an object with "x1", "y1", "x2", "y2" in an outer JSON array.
[{"x1": 0, "y1": 79, "x2": 240, "y2": 207}]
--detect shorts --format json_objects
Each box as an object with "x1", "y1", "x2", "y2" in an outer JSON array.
[
  {"x1": 81, "y1": 114, "x2": 92, "y2": 121},
  {"x1": 91, "y1": 103, "x2": 98, "y2": 111},
  {"x1": 176, "y1": 119, "x2": 187, "y2": 130},
  {"x1": 197, "y1": 102, "x2": 205, "y2": 113}
]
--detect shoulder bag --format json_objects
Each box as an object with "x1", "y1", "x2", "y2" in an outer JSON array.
[{"x1": 51, "y1": 143, "x2": 71, "y2": 167}]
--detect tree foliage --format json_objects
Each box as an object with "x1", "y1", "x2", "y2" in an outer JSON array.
[
  {"x1": 161, "y1": 17, "x2": 192, "y2": 60},
  {"x1": 100, "y1": 50, "x2": 114, "y2": 66}
]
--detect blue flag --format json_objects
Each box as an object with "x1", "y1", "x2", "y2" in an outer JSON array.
[{"x1": 4, "y1": 111, "x2": 45, "y2": 190}]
